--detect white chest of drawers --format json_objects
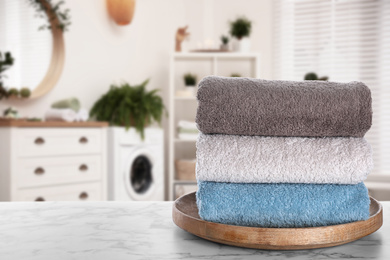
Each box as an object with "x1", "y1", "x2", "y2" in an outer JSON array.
[{"x1": 0, "y1": 121, "x2": 108, "y2": 201}]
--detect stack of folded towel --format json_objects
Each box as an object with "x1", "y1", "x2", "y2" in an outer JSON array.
[
  {"x1": 195, "y1": 76, "x2": 373, "y2": 228},
  {"x1": 177, "y1": 120, "x2": 199, "y2": 140},
  {"x1": 45, "y1": 97, "x2": 89, "y2": 122}
]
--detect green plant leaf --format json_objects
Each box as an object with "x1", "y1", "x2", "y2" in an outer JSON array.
[
  {"x1": 229, "y1": 16, "x2": 252, "y2": 39},
  {"x1": 89, "y1": 80, "x2": 166, "y2": 140}
]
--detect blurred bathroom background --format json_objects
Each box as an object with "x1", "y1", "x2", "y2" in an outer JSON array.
[{"x1": 0, "y1": 0, "x2": 388, "y2": 201}]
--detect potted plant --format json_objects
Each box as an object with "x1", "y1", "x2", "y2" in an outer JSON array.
[
  {"x1": 304, "y1": 72, "x2": 329, "y2": 81},
  {"x1": 229, "y1": 16, "x2": 252, "y2": 53},
  {"x1": 183, "y1": 73, "x2": 197, "y2": 96},
  {"x1": 220, "y1": 35, "x2": 229, "y2": 51},
  {"x1": 20, "y1": 88, "x2": 31, "y2": 98},
  {"x1": 3, "y1": 107, "x2": 19, "y2": 118},
  {"x1": 90, "y1": 79, "x2": 166, "y2": 139},
  {"x1": 7, "y1": 88, "x2": 19, "y2": 98}
]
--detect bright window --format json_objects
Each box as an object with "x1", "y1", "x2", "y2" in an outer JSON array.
[{"x1": 274, "y1": 0, "x2": 390, "y2": 175}]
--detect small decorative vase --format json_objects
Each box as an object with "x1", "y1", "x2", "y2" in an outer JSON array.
[
  {"x1": 184, "y1": 85, "x2": 196, "y2": 97},
  {"x1": 232, "y1": 38, "x2": 251, "y2": 53},
  {"x1": 3, "y1": 107, "x2": 19, "y2": 119},
  {"x1": 220, "y1": 44, "x2": 229, "y2": 51}
]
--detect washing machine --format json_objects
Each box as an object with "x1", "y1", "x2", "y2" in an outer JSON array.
[{"x1": 108, "y1": 127, "x2": 164, "y2": 201}]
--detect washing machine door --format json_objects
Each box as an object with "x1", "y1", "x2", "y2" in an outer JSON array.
[{"x1": 124, "y1": 148, "x2": 156, "y2": 200}]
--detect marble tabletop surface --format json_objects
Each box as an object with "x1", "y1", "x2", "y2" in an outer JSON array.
[{"x1": 0, "y1": 201, "x2": 388, "y2": 260}]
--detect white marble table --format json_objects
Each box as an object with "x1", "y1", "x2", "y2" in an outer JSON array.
[{"x1": 0, "y1": 201, "x2": 388, "y2": 260}]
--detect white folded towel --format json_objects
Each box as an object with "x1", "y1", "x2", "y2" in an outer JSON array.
[
  {"x1": 178, "y1": 120, "x2": 197, "y2": 130},
  {"x1": 45, "y1": 108, "x2": 89, "y2": 122},
  {"x1": 76, "y1": 108, "x2": 89, "y2": 122},
  {"x1": 45, "y1": 108, "x2": 77, "y2": 122},
  {"x1": 178, "y1": 133, "x2": 198, "y2": 141},
  {"x1": 196, "y1": 134, "x2": 373, "y2": 184}
]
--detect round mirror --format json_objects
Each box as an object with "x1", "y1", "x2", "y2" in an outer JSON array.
[{"x1": 0, "y1": 0, "x2": 64, "y2": 99}]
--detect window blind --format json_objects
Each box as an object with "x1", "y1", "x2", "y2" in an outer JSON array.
[{"x1": 274, "y1": 0, "x2": 390, "y2": 175}]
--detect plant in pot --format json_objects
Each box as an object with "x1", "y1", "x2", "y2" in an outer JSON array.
[
  {"x1": 20, "y1": 88, "x2": 31, "y2": 98},
  {"x1": 7, "y1": 88, "x2": 19, "y2": 98},
  {"x1": 304, "y1": 72, "x2": 329, "y2": 81},
  {"x1": 220, "y1": 35, "x2": 230, "y2": 51},
  {"x1": 89, "y1": 79, "x2": 166, "y2": 139},
  {"x1": 230, "y1": 16, "x2": 252, "y2": 53},
  {"x1": 183, "y1": 73, "x2": 197, "y2": 96}
]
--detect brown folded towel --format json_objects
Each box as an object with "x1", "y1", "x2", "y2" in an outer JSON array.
[{"x1": 196, "y1": 76, "x2": 372, "y2": 137}]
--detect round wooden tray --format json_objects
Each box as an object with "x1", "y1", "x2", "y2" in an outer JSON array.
[{"x1": 172, "y1": 192, "x2": 383, "y2": 250}]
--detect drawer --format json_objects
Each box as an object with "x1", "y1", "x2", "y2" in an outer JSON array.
[
  {"x1": 16, "y1": 155, "x2": 103, "y2": 188},
  {"x1": 17, "y1": 182, "x2": 102, "y2": 201},
  {"x1": 15, "y1": 128, "x2": 103, "y2": 157}
]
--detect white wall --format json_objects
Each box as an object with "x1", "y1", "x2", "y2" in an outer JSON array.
[{"x1": 0, "y1": 0, "x2": 274, "y2": 198}]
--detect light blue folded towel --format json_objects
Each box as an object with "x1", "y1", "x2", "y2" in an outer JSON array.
[{"x1": 196, "y1": 181, "x2": 370, "y2": 228}]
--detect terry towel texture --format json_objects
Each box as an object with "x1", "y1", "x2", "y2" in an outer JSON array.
[
  {"x1": 196, "y1": 76, "x2": 372, "y2": 137},
  {"x1": 196, "y1": 134, "x2": 373, "y2": 184},
  {"x1": 196, "y1": 181, "x2": 370, "y2": 228}
]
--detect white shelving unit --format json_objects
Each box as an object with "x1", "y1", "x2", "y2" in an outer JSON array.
[{"x1": 168, "y1": 52, "x2": 260, "y2": 200}]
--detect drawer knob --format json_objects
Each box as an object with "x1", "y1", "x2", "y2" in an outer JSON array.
[
  {"x1": 34, "y1": 167, "x2": 45, "y2": 175},
  {"x1": 79, "y1": 164, "x2": 88, "y2": 171},
  {"x1": 34, "y1": 137, "x2": 45, "y2": 145},
  {"x1": 79, "y1": 137, "x2": 88, "y2": 144},
  {"x1": 35, "y1": 197, "x2": 45, "y2": 201},
  {"x1": 79, "y1": 192, "x2": 88, "y2": 200}
]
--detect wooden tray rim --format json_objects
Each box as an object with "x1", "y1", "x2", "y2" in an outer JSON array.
[{"x1": 172, "y1": 192, "x2": 383, "y2": 250}]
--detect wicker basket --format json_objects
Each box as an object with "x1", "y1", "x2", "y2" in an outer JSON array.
[{"x1": 175, "y1": 159, "x2": 196, "y2": 180}]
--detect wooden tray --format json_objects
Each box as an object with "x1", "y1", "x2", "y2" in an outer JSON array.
[{"x1": 172, "y1": 192, "x2": 383, "y2": 250}]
